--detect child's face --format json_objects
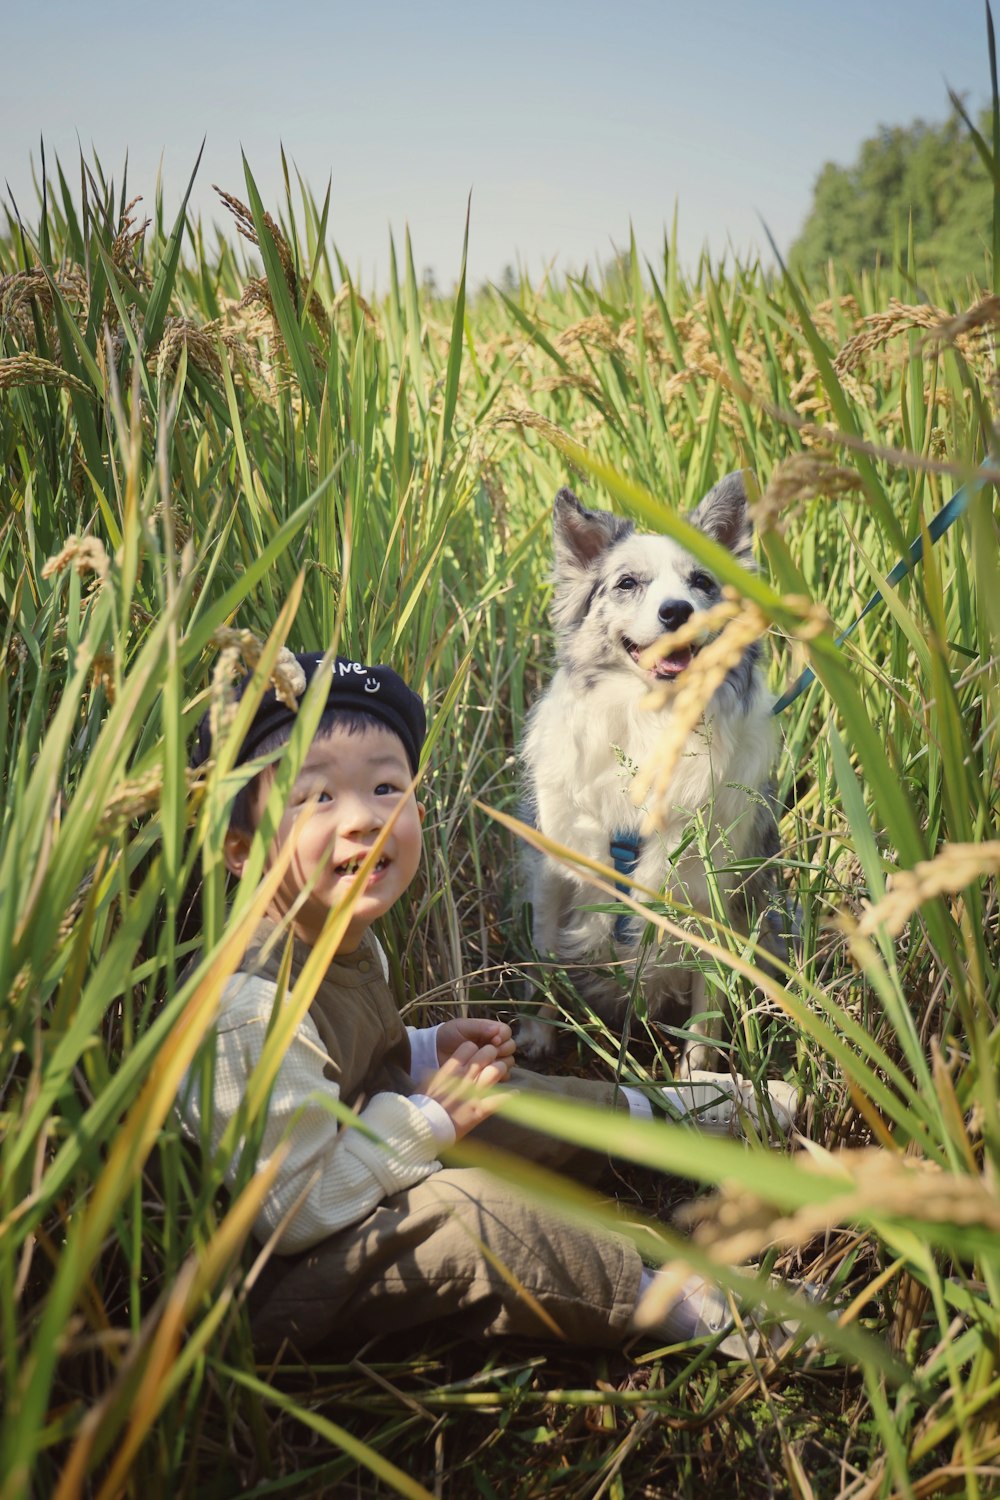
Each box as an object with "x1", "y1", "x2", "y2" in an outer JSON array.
[{"x1": 225, "y1": 724, "x2": 425, "y2": 951}]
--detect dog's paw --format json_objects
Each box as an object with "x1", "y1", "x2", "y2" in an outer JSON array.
[
  {"x1": 679, "y1": 1040, "x2": 718, "y2": 1074},
  {"x1": 514, "y1": 1016, "x2": 558, "y2": 1063},
  {"x1": 762, "y1": 1079, "x2": 800, "y2": 1133}
]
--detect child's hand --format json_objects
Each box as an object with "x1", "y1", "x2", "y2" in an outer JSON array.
[
  {"x1": 422, "y1": 1041, "x2": 510, "y2": 1139},
  {"x1": 436, "y1": 1018, "x2": 516, "y2": 1081}
]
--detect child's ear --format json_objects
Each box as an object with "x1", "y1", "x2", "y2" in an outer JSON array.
[
  {"x1": 223, "y1": 826, "x2": 253, "y2": 878},
  {"x1": 417, "y1": 801, "x2": 426, "y2": 825}
]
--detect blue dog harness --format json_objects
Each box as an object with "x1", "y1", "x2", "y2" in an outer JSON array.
[{"x1": 609, "y1": 832, "x2": 642, "y2": 942}]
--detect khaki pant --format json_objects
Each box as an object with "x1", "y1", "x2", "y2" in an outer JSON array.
[{"x1": 250, "y1": 1072, "x2": 645, "y2": 1354}]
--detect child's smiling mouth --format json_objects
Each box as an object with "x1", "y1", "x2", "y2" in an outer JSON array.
[{"x1": 333, "y1": 854, "x2": 389, "y2": 877}]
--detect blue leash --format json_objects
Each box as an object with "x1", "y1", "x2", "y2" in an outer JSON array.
[{"x1": 772, "y1": 476, "x2": 985, "y2": 715}]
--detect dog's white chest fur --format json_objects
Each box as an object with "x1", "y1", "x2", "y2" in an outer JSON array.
[{"x1": 525, "y1": 670, "x2": 775, "y2": 910}]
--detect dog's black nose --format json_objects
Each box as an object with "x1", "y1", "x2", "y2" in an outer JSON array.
[{"x1": 658, "y1": 598, "x2": 693, "y2": 631}]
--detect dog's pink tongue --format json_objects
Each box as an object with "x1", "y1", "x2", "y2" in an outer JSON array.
[{"x1": 653, "y1": 647, "x2": 693, "y2": 678}]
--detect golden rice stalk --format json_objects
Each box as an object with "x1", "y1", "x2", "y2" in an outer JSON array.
[
  {"x1": 0, "y1": 351, "x2": 91, "y2": 396},
  {"x1": 91, "y1": 651, "x2": 117, "y2": 704},
  {"x1": 751, "y1": 452, "x2": 864, "y2": 534},
  {"x1": 922, "y1": 292, "x2": 1000, "y2": 349},
  {"x1": 239, "y1": 285, "x2": 269, "y2": 320},
  {"x1": 90, "y1": 763, "x2": 215, "y2": 843},
  {"x1": 272, "y1": 647, "x2": 307, "y2": 705},
  {"x1": 94, "y1": 767, "x2": 171, "y2": 840},
  {"x1": 213, "y1": 185, "x2": 260, "y2": 246},
  {"x1": 630, "y1": 596, "x2": 771, "y2": 828},
  {"x1": 645, "y1": 596, "x2": 744, "y2": 653},
  {"x1": 225, "y1": 299, "x2": 276, "y2": 364},
  {"x1": 238, "y1": 277, "x2": 279, "y2": 333},
  {"x1": 108, "y1": 196, "x2": 152, "y2": 288},
  {"x1": 213, "y1": 184, "x2": 323, "y2": 327},
  {"x1": 209, "y1": 629, "x2": 305, "y2": 710},
  {"x1": 673, "y1": 298, "x2": 709, "y2": 346},
  {"x1": 660, "y1": 367, "x2": 701, "y2": 403},
  {"x1": 810, "y1": 294, "x2": 862, "y2": 345},
  {"x1": 6, "y1": 636, "x2": 28, "y2": 673},
  {"x1": 488, "y1": 406, "x2": 586, "y2": 471},
  {"x1": 788, "y1": 362, "x2": 875, "y2": 418},
  {"x1": 0, "y1": 271, "x2": 54, "y2": 340},
  {"x1": 632, "y1": 591, "x2": 829, "y2": 828},
  {"x1": 216, "y1": 184, "x2": 296, "y2": 297},
  {"x1": 41, "y1": 534, "x2": 111, "y2": 581},
  {"x1": 154, "y1": 318, "x2": 223, "y2": 381},
  {"x1": 148, "y1": 499, "x2": 193, "y2": 547},
  {"x1": 620, "y1": 304, "x2": 667, "y2": 357},
  {"x1": 556, "y1": 315, "x2": 622, "y2": 354},
  {"x1": 331, "y1": 283, "x2": 381, "y2": 336},
  {"x1": 0, "y1": 269, "x2": 87, "y2": 356},
  {"x1": 851, "y1": 841, "x2": 1000, "y2": 939},
  {"x1": 152, "y1": 315, "x2": 255, "y2": 385},
  {"x1": 536, "y1": 372, "x2": 604, "y2": 400},
  {"x1": 682, "y1": 1142, "x2": 1000, "y2": 1264},
  {"x1": 94, "y1": 318, "x2": 134, "y2": 388},
  {"x1": 684, "y1": 348, "x2": 755, "y2": 404},
  {"x1": 834, "y1": 299, "x2": 947, "y2": 375}
]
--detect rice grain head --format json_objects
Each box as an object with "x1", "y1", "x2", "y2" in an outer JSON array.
[
  {"x1": 41, "y1": 534, "x2": 111, "y2": 581},
  {"x1": 0, "y1": 352, "x2": 91, "y2": 397},
  {"x1": 682, "y1": 1145, "x2": 1000, "y2": 1265},
  {"x1": 630, "y1": 594, "x2": 770, "y2": 829},
  {"x1": 556, "y1": 315, "x2": 622, "y2": 355},
  {"x1": 208, "y1": 629, "x2": 305, "y2": 713},
  {"x1": 751, "y1": 452, "x2": 864, "y2": 535},
  {"x1": 849, "y1": 841, "x2": 1000, "y2": 940},
  {"x1": 488, "y1": 407, "x2": 586, "y2": 473},
  {"x1": 834, "y1": 300, "x2": 945, "y2": 376},
  {"x1": 922, "y1": 293, "x2": 1000, "y2": 350}
]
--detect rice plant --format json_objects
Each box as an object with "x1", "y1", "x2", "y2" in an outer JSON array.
[{"x1": 0, "y1": 91, "x2": 997, "y2": 1500}]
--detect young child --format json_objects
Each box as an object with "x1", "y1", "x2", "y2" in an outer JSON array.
[{"x1": 180, "y1": 652, "x2": 805, "y2": 1358}]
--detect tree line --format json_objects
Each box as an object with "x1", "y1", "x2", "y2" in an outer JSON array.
[{"x1": 789, "y1": 104, "x2": 993, "y2": 286}]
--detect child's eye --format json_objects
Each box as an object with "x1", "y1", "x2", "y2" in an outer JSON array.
[
  {"x1": 316, "y1": 790, "x2": 333, "y2": 804},
  {"x1": 374, "y1": 782, "x2": 401, "y2": 796}
]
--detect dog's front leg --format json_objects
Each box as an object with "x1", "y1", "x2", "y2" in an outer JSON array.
[
  {"x1": 517, "y1": 859, "x2": 574, "y2": 1062},
  {"x1": 679, "y1": 969, "x2": 721, "y2": 1073}
]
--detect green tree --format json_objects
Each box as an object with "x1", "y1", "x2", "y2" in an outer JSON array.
[{"x1": 790, "y1": 106, "x2": 993, "y2": 285}]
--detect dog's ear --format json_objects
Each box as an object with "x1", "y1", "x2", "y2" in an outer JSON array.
[
  {"x1": 554, "y1": 488, "x2": 633, "y2": 570},
  {"x1": 689, "y1": 470, "x2": 755, "y2": 567}
]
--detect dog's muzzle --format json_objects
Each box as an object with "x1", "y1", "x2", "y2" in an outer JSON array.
[{"x1": 622, "y1": 634, "x2": 697, "y2": 679}]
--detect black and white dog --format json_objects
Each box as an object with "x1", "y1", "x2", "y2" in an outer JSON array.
[{"x1": 518, "y1": 471, "x2": 788, "y2": 1068}]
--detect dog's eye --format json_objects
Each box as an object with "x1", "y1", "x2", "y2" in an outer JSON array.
[
  {"x1": 616, "y1": 575, "x2": 638, "y2": 592},
  {"x1": 690, "y1": 571, "x2": 715, "y2": 593}
]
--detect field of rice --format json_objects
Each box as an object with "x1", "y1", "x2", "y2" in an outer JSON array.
[{"x1": 0, "y1": 133, "x2": 997, "y2": 1498}]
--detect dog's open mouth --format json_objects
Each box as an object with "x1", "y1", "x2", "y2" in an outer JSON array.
[{"x1": 622, "y1": 636, "x2": 697, "y2": 679}]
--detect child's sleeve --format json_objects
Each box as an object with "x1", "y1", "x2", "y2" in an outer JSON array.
[
  {"x1": 373, "y1": 930, "x2": 440, "y2": 1082},
  {"x1": 405, "y1": 1023, "x2": 441, "y2": 1081},
  {"x1": 179, "y1": 974, "x2": 449, "y2": 1254}
]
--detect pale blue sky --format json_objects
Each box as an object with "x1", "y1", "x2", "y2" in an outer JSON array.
[{"x1": 1, "y1": 0, "x2": 990, "y2": 289}]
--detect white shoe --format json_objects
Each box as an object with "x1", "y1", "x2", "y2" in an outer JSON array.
[
  {"x1": 715, "y1": 1278, "x2": 826, "y2": 1359},
  {"x1": 647, "y1": 1272, "x2": 823, "y2": 1358},
  {"x1": 659, "y1": 1069, "x2": 800, "y2": 1136}
]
